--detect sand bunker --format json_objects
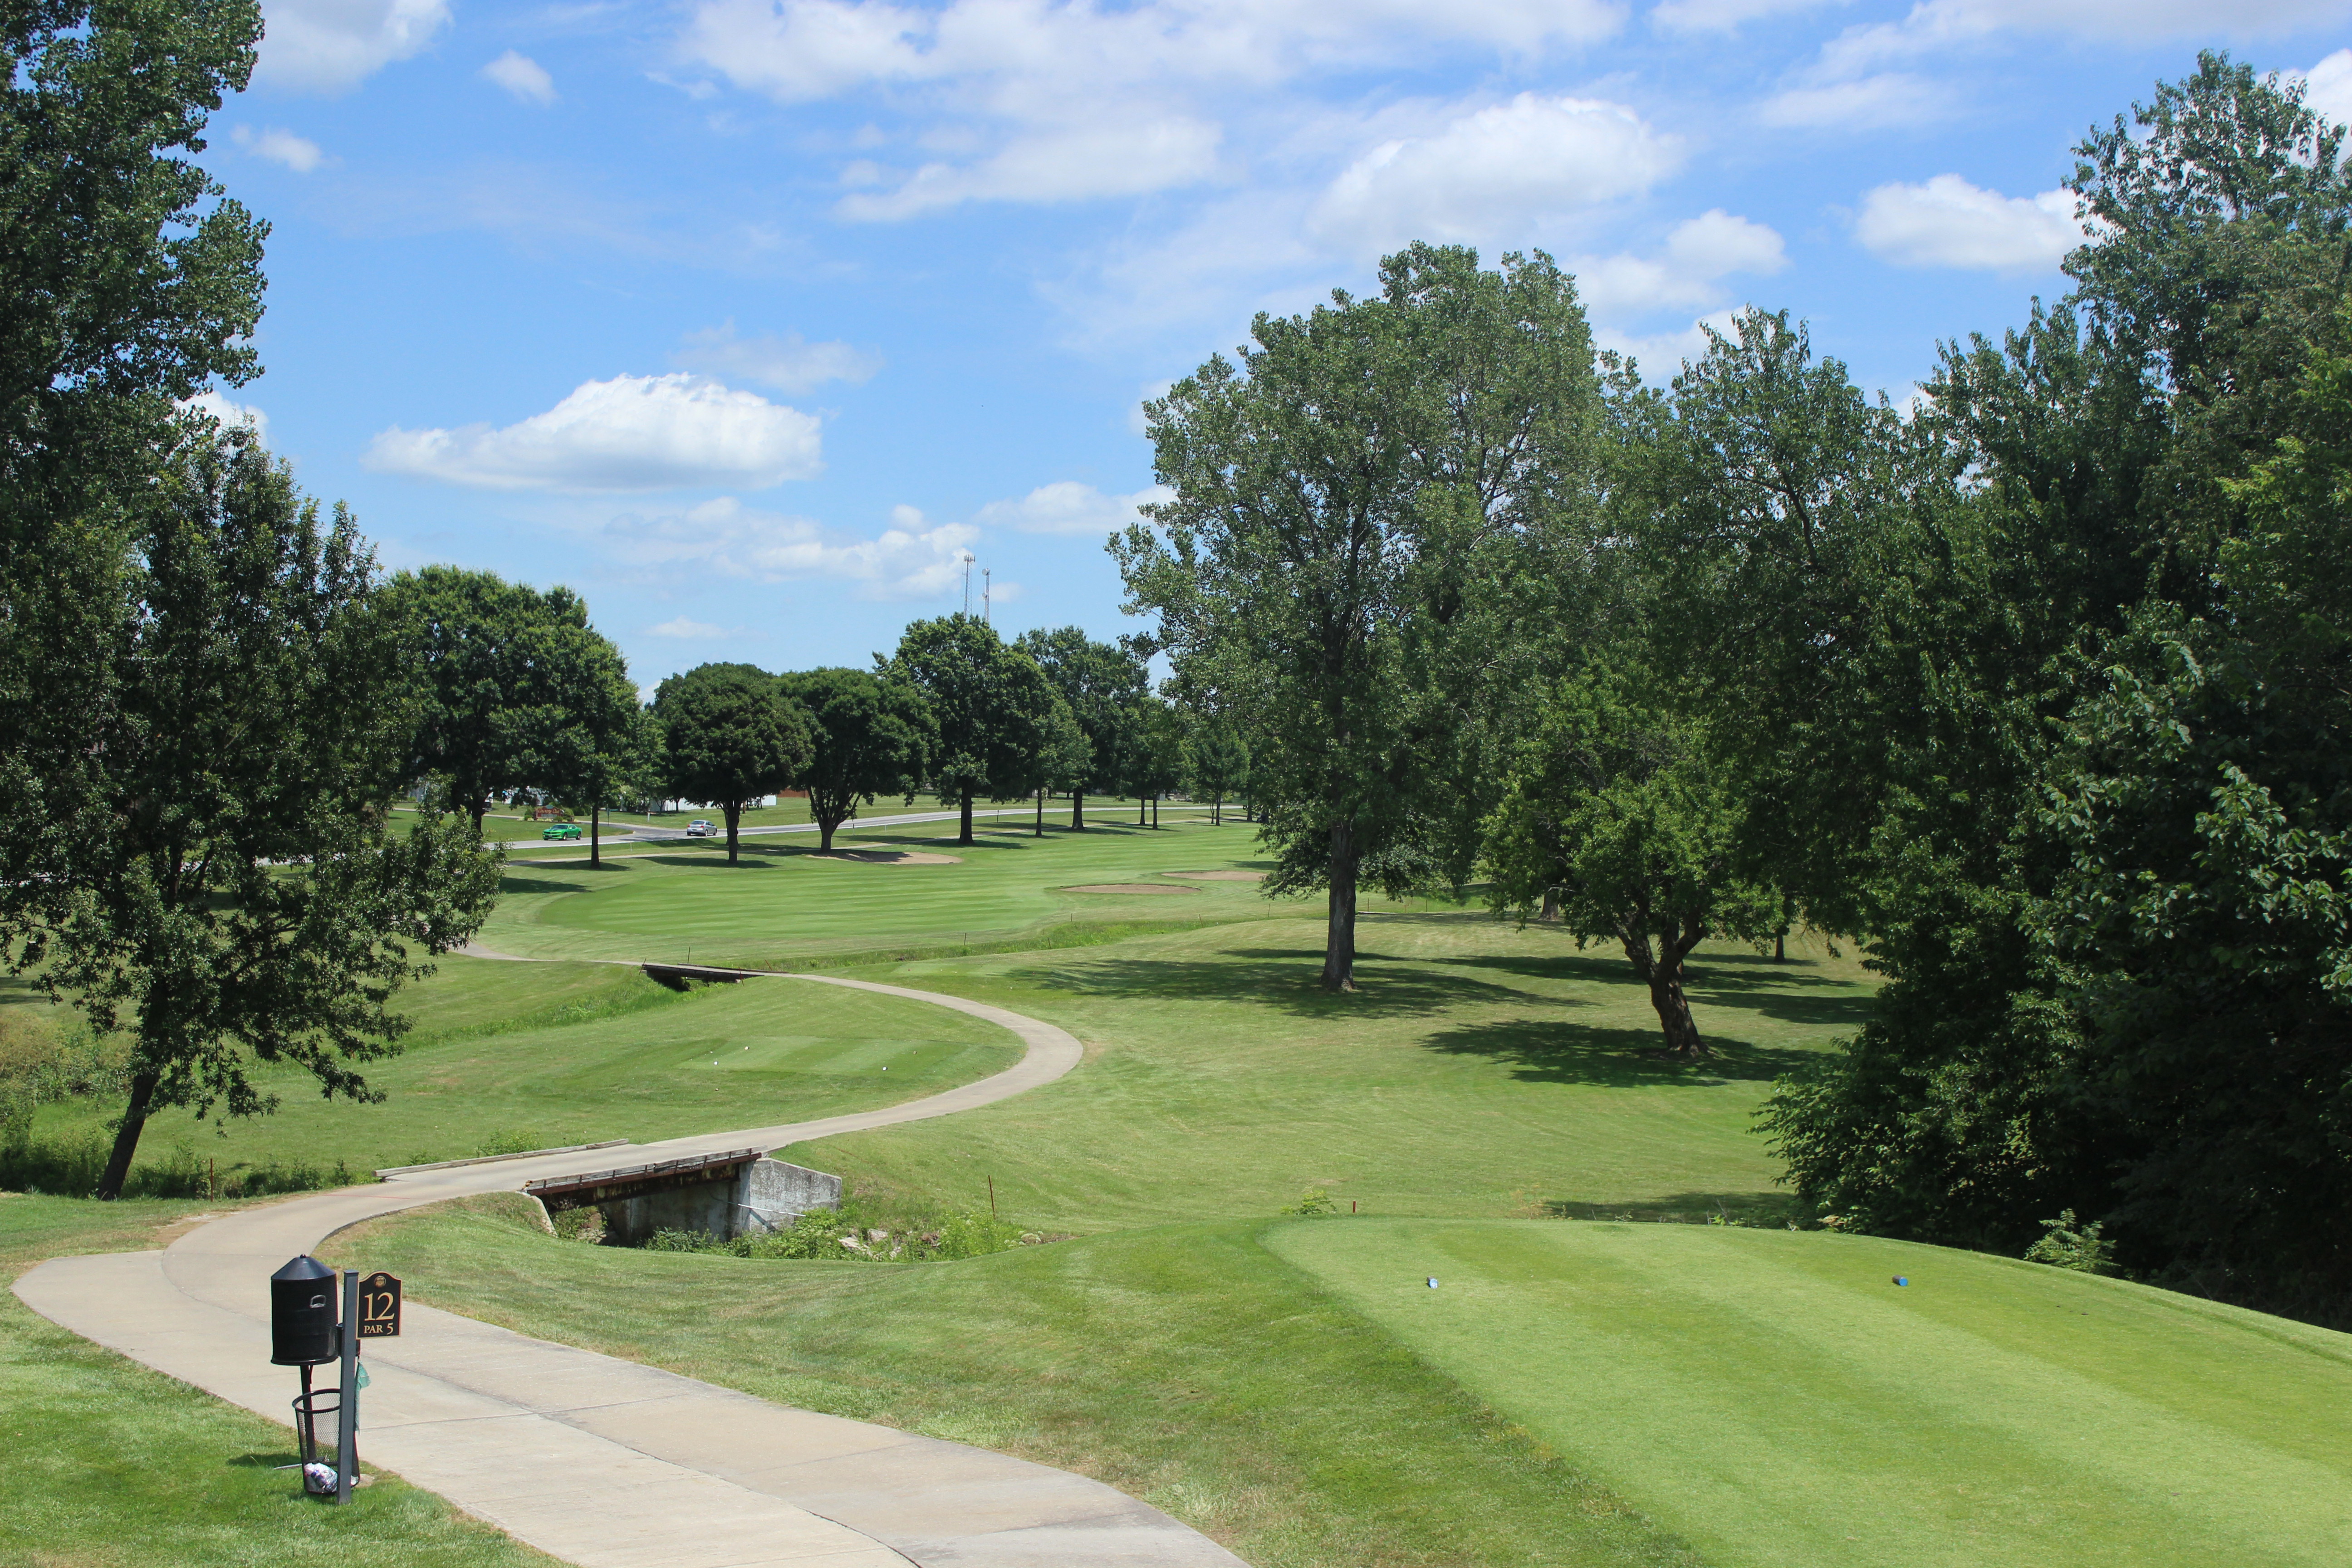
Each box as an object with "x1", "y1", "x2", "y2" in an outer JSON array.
[
  {"x1": 1060, "y1": 882, "x2": 1199, "y2": 895},
  {"x1": 1163, "y1": 870, "x2": 1263, "y2": 881},
  {"x1": 814, "y1": 845, "x2": 962, "y2": 865}
]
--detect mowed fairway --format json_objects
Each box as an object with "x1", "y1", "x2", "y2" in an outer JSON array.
[
  {"x1": 1269, "y1": 1219, "x2": 2352, "y2": 1568},
  {"x1": 23, "y1": 958, "x2": 1020, "y2": 1179},
  {"x1": 783, "y1": 915, "x2": 1873, "y2": 1226},
  {"x1": 478, "y1": 818, "x2": 1316, "y2": 969}
]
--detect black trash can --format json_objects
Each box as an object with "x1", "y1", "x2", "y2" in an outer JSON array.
[{"x1": 270, "y1": 1255, "x2": 339, "y2": 1367}]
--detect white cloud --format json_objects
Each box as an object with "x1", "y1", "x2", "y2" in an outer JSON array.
[
  {"x1": 1856, "y1": 175, "x2": 2084, "y2": 271},
  {"x1": 1573, "y1": 210, "x2": 1786, "y2": 317},
  {"x1": 230, "y1": 125, "x2": 328, "y2": 172},
  {"x1": 838, "y1": 116, "x2": 1223, "y2": 220},
  {"x1": 1653, "y1": 0, "x2": 1849, "y2": 31},
  {"x1": 650, "y1": 617, "x2": 730, "y2": 638},
  {"x1": 2303, "y1": 49, "x2": 2352, "y2": 134},
  {"x1": 599, "y1": 497, "x2": 980, "y2": 597},
  {"x1": 363, "y1": 374, "x2": 824, "y2": 492},
  {"x1": 256, "y1": 0, "x2": 452, "y2": 93},
  {"x1": 974, "y1": 480, "x2": 1172, "y2": 535},
  {"x1": 1759, "y1": 73, "x2": 1951, "y2": 129},
  {"x1": 183, "y1": 391, "x2": 271, "y2": 446},
  {"x1": 1808, "y1": 0, "x2": 2352, "y2": 86},
  {"x1": 672, "y1": 324, "x2": 882, "y2": 392},
  {"x1": 483, "y1": 50, "x2": 558, "y2": 105},
  {"x1": 1309, "y1": 95, "x2": 1681, "y2": 256}
]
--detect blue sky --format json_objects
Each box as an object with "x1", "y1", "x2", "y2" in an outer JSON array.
[{"x1": 198, "y1": 0, "x2": 2352, "y2": 691}]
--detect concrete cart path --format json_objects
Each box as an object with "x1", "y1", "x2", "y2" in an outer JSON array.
[{"x1": 15, "y1": 974, "x2": 1248, "y2": 1568}]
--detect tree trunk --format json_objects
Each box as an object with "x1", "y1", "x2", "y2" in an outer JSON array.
[
  {"x1": 1774, "y1": 929, "x2": 1786, "y2": 962},
  {"x1": 1647, "y1": 962, "x2": 1706, "y2": 1057},
  {"x1": 1138, "y1": 794, "x2": 1147, "y2": 826},
  {"x1": 1539, "y1": 886, "x2": 1561, "y2": 923},
  {"x1": 1152, "y1": 796, "x2": 1159, "y2": 828},
  {"x1": 591, "y1": 804, "x2": 601, "y2": 867},
  {"x1": 1072, "y1": 791, "x2": 1086, "y2": 831},
  {"x1": 725, "y1": 802, "x2": 741, "y2": 864},
  {"x1": 819, "y1": 813, "x2": 838, "y2": 851},
  {"x1": 1035, "y1": 787, "x2": 1044, "y2": 837},
  {"x1": 95, "y1": 1070, "x2": 159, "y2": 1200},
  {"x1": 1321, "y1": 818, "x2": 1359, "y2": 992},
  {"x1": 959, "y1": 789, "x2": 975, "y2": 845}
]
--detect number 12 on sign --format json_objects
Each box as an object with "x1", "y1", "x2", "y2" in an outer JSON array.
[{"x1": 357, "y1": 1272, "x2": 402, "y2": 1338}]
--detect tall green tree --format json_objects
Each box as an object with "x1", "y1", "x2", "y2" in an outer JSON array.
[
  {"x1": 886, "y1": 615, "x2": 1056, "y2": 845},
  {"x1": 1118, "y1": 243, "x2": 1597, "y2": 989},
  {"x1": 1482, "y1": 669, "x2": 1777, "y2": 1057},
  {"x1": 778, "y1": 666, "x2": 936, "y2": 851},
  {"x1": 0, "y1": 0, "x2": 269, "y2": 917},
  {"x1": 653, "y1": 664, "x2": 813, "y2": 864},
  {"x1": 379, "y1": 567, "x2": 622, "y2": 836},
  {"x1": 1182, "y1": 717, "x2": 1250, "y2": 826},
  {"x1": 6, "y1": 437, "x2": 499, "y2": 1198},
  {"x1": 1031, "y1": 702, "x2": 1091, "y2": 837},
  {"x1": 499, "y1": 614, "x2": 641, "y2": 867},
  {"x1": 1014, "y1": 627, "x2": 1147, "y2": 829},
  {"x1": 1124, "y1": 697, "x2": 1186, "y2": 828}
]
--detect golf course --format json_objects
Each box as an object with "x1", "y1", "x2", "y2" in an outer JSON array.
[{"x1": 11, "y1": 814, "x2": 2348, "y2": 1567}]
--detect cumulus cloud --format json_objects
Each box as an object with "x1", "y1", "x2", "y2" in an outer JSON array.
[
  {"x1": 599, "y1": 497, "x2": 980, "y2": 596},
  {"x1": 1856, "y1": 175, "x2": 2084, "y2": 271},
  {"x1": 1309, "y1": 95, "x2": 1681, "y2": 256},
  {"x1": 2303, "y1": 49, "x2": 2352, "y2": 134},
  {"x1": 973, "y1": 480, "x2": 1172, "y2": 536},
  {"x1": 230, "y1": 125, "x2": 327, "y2": 172},
  {"x1": 1759, "y1": 72, "x2": 1952, "y2": 129},
  {"x1": 182, "y1": 391, "x2": 271, "y2": 446},
  {"x1": 257, "y1": 0, "x2": 452, "y2": 93},
  {"x1": 672, "y1": 324, "x2": 882, "y2": 392},
  {"x1": 1653, "y1": 0, "x2": 1849, "y2": 31},
  {"x1": 483, "y1": 50, "x2": 558, "y2": 105},
  {"x1": 1574, "y1": 210, "x2": 1786, "y2": 317},
  {"x1": 839, "y1": 117, "x2": 1223, "y2": 219},
  {"x1": 363, "y1": 374, "x2": 823, "y2": 492},
  {"x1": 650, "y1": 617, "x2": 730, "y2": 638}
]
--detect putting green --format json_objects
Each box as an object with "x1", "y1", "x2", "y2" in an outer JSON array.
[{"x1": 1268, "y1": 1219, "x2": 2352, "y2": 1568}]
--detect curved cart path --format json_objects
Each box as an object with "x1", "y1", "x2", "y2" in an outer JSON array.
[{"x1": 16, "y1": 974, "x2": 1246, "y2": 1568}]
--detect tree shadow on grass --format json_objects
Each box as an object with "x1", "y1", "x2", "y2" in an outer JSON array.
[
  {"x1": 1018, "y1": 950, "x2": 1538, "y2": 1018},
  {"x1": 1529, "y1": 1191, "x2": 1797, "y2": 1225},
  {"x1": 497, "y1": 873, "x2": 594, "y2": 896},
  {"x1": 1422, "y1": 1016, "x2": 1822, "y2": 1087}
]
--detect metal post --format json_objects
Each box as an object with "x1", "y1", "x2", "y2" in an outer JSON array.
[{"x1": 335, "y1": 1269, "x2": 358, "y2": 1504}]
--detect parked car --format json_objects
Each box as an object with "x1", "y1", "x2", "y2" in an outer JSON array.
[
  {"x1": 686, "y1": 819, "x2": 715, "y2": 838},
  {"x1": 540, "y1": 823, "x2": 583, "y2": 841}
]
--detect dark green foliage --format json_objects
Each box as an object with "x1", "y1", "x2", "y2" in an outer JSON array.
[
  {"x1": 1482, "y1": 667, "x2": 1778, "y2": 1058},
  {"x1": 642, "y1": 1203, "x2": 1033, "y2": 1263},
  {"x1": 1119, "y1": 243, "x2": 1598, "y2": 989},
  {"x1": 2022, "y1": 1210, "x2": 2120, "y2": 1276},
  {"x1": 652, "y1": 662, "x2": 813, "y2": 863},
  {"x1": 1014, "y1": 627, "x2": 1146, "y2": 828},
  {"x1": 886, "y1": 614, "x2": 1059, "y2": 844},
  {"x1": 778, "y1": 666, "x2": 936, "y2": 850},
  {"x1": 1181, "y1": 717, "x2": 1249, "y2": 824},
  {"x1": 379, "y1": 566, "x2": 637, "y2": 836},
  {"x1": 6, "y1": 438, "x2": 502, "y2": 1198}
]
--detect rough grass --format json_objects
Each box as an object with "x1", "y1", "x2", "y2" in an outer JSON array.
[
  {"x1": 0, "y1": 1193, "x2": 553, "y2": 1568},
  {"x1": 1268, "y1": 1219, "x2": 2352, "y2": 1568},
  {"x1": 325, "y1": 1192, "x2": 1702, "y2": 1568}
]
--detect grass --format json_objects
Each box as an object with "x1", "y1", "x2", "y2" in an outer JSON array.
[
  {"x1": 776, "y1": 915, "x2": 1871, "y2": 1229},
  {"x1": 324, "y1": 1192, "x2": 1701, "y2": 1568},
  {"x1": 1267, "y1": 1219, "x2": 2352, "y2": 1568},
  {"x1": 474, "y1": 817, "x2": 1329, "y2": 967},
  {"x1": 20, "y1": 960, "x2": 1020, "y2": 1187},
  {"x1": 0, "y1": 1193, "x2": 554, "y2": 1568}
]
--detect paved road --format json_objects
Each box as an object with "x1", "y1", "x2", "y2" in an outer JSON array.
[{"x1": 15, "y1": 973, "x2": 1247, "y2": 1568}]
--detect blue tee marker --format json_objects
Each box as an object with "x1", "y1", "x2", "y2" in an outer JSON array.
[{"x1": 1893, "y1": 1275, "x2": 1909, "y2": 1287}]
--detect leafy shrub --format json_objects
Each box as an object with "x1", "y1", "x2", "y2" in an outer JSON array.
[
  {"x1": 642, "y1": 1198, "x2": 1042, "y2": 1263},
  {"x1": 2023, "y1": 1210, "x2": 2120, "y2": 1275},
  {"x1": 0, "y1": 1127, "x2": 357, "y2": 1200},
  {"x1": 474, "y1": 1129, "x2": 550, "y2": 1157},
  {"x1": 1282, "y1": 1188, "x2": 1338, "y2": 1216}
]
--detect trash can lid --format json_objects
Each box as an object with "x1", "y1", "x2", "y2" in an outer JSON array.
[{"x1": 272, "y1": 1255, "x2": 336, "y2": 1282}]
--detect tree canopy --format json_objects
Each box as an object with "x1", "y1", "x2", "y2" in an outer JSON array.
[
  {"x1": 653, "y1": 663, "x2": 813, "y2": 864},
  {"x1": 886, "y1": 615, "x2": 1058, "y2": 845},
  {"x1": 778, "y1": 666, "x2": 936, "y2": 851}
]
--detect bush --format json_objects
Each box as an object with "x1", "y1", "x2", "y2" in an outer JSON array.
[
  {"x1": 2023, "y1": 1210, "x2": 2120, "y2": 1276},
  {"x1": 0, "y1": 1129, "x2": 357, "y2": 1200},
  {"x1": 474, "y1": 1128, "x2": 551, "y2": 1157},
  {"x1": 641, "y1": 1196, "x2": 1043, "y2": 1263},
  {"x1": 1282, "y1": 1188, "x2": 1338, "y2": 1216}
]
